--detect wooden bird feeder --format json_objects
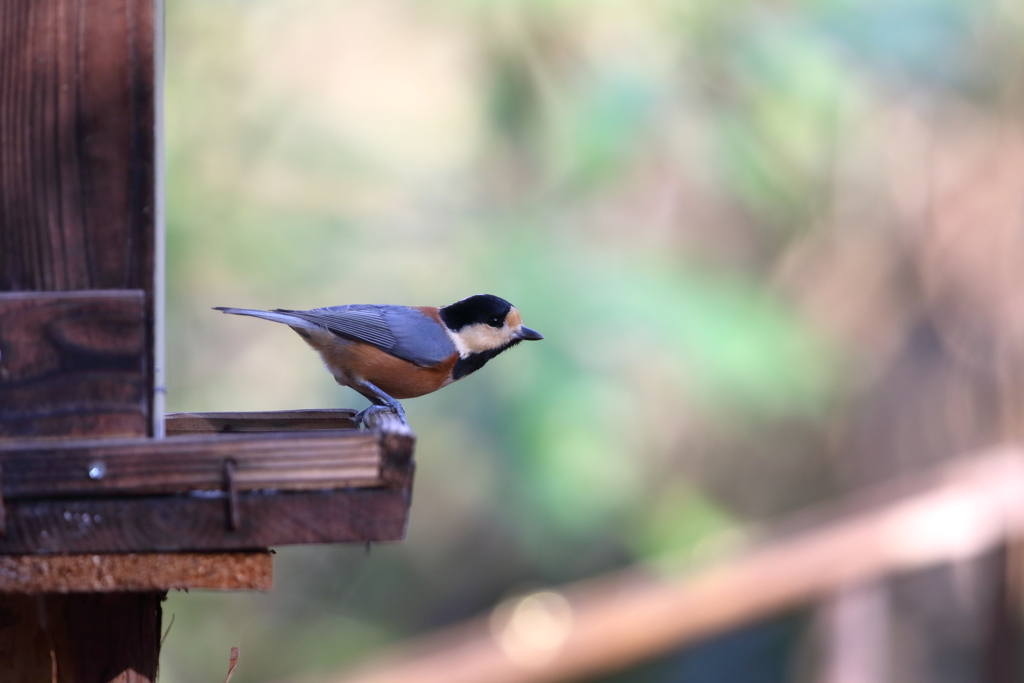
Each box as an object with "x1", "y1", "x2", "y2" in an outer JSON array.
[{"x1": 0, "y1": 1, "x2": 414, "y2": 679}]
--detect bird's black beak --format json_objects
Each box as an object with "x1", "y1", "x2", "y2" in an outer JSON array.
[{"x1": 518, "y1": 326, "x2": 544, "y2": 341}]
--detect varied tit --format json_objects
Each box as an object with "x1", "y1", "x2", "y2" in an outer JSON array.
[{"x1": 215, "y1": 294, "x2": 543, "y2": 426}]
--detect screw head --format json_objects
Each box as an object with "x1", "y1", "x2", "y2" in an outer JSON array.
[{"x1": 88, "y1": 461, "x2": 106, "y2": 480}]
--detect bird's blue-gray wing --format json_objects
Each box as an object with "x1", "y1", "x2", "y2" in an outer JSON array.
[{"x1": 275, "y1": 305, "x2": 456, "y2": 367}]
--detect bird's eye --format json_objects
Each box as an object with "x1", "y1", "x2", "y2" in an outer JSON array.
[{"x1": 487, "y1": 315, "x2": 504, "y2": 328}]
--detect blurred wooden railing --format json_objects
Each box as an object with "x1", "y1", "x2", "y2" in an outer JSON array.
[{"x1": 294, "y1": 447, "x2": 1024, "y2": 683}]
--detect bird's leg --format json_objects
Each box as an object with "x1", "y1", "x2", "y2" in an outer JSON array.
[{"x1": 353, "y1": 380, "x2": 407, "y2": 427}]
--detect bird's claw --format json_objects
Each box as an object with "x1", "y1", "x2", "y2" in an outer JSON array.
[{"x1": 355, "y1": 404, "x2": 409, "y2": 432}]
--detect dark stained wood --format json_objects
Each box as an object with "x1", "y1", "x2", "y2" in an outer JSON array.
[
  {"x1": 0, "y1": 1, "x2": 160, "y2": 677},
  {"x1": 0, "y1": 483, "x2": 413, "y2": 553},
  {"x1": 0, "y1": 0, "x2": 155, "y2": 294},
  {"x1": 0, "y1": 290, "x2": 147, "y2": 439},
  {"x1": 0, "y1": 552, "x2": 273, "y2": 593},
  {"x1": 0, "y1": 13, "x2": 421, "y2": 683},
  {"x1": 224, "y1": 459, "x2": 241, "y2": 530},
  {"x1": 983, "y1": 543, "x2": 1024, "y2": 683},
  {"x1": 0, "y1": 431, "x2": 387, "y2": 497},
  {"x1": 0, "y1": 427, "x2": 415, "y2": 554},
  {"x1": 0, "y1": 592, "x2": 162, "y2": 683},
  {"x1": 0, "y1": 288, "x2": 163, "y2": 678},
  {"x1": 44, "y1": 592, "x2": 162, "y2": 683},
  {"x1": 0, "y1": 466, "x2": 5, "y2": 535},
  {"x1": 0, "y1": 595, "x2": 56, "y2": 683},
  {"x1": 166, "y1": 409, "x2": 358, "y2": 434},
  {"x1": 380, "y1": 423, "x2": 417, "y2": 486},
  {"x1": 0, "y1": 0, "x2": 158, "y2": 444}
]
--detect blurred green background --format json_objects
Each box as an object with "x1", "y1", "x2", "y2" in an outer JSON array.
[{"x1": 160, "y1": 0, "x2": 1024, "y2": 680}]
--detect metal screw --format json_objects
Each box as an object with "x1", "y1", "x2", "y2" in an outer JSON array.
[{"x1": 88, "y1": 461, "x2": 106, "y2": 480}]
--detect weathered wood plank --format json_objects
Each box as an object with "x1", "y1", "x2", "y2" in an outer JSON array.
[
  {"x1": 0, "y1": 290, "x2": 147, "y2": 439},
  {"x1": 0, "y1": 552, "x2": 273, "y2": 593},
  {"x1": 167, "y1": 409, "x2": 358, "y2": 434},
  {"x1": 0, "y1": 593, "x2": 163, "y2": 683},
  {"x1": 46, "y1": 592, "x2": 162, "y2": 683},
  {"x1": 0, "y1": 431, "x2": 389, "y2": 497},
  {"x1": 0, "y1": 0, "x2": 154, "y2": 295},
  {"x1": 0, "y1": 423, "x2": 415, "y2": 554},
  {"x1": 324, "y1": 450, "x2": 1024, "y2": 683},
  {"x1": 0, "y1": 483, "x2": 413, "y2": 554},
  {"x1": 1, "y1": 0, "x2": 160, "y2": 677},
  {"x1": 0, "y1": 595, "x2": 53, "y2": 682}
]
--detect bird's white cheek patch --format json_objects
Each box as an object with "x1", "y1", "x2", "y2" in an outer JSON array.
[
  {"x1": 451, "y1": 323, "x2": 515, "y2": 355},
  {"x1": 446, "y1": 328, "x2": 471, "y2": 357}
]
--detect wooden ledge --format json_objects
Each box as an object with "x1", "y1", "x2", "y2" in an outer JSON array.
[
  {"x1": 0, "y1": 409, "x2": 416, "y2": 554},
  {"x1": 0, "y1": 552, "x2": 272, "y2": 593},
  {"x1": 167, "y1": 409, "x2": 357, "y2": 434},
  {"x1": 0, "y1": 430, "x2": 392, "y2": 497}
]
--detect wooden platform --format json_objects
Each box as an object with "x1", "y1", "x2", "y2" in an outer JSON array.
[
  {"x1": 0, "y1": 2, "x2": 414, "y2": 674},
  {"x1": 0, "y1": 410, "x2": 415, "y2": 591},
  {"x1": 0, "y1": 552, "x2": 272, "y2": 593}
]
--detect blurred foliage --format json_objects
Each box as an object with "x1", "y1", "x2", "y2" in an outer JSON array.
[{"x1": 160, "y1": 0, "x2": 1024, "y2": 681}]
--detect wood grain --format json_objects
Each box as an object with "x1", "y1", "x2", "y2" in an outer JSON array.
[
  {"x1": 0, "y1": 0, "x2": 157, "y2": 442},
  {"x1": 45, "y1": 592, "x2": 162, "y2": 683},
  {"x1": 0, "y1": 592, "x2": 163, "y2": 683},
  {"x1": 0, "y1": 552, "x2": 273, "y2": 593},
  {"x1": 0, "y1": 484, "x2": 413, "y2": 553},
  {"x1": 167, "y1": 409, "x2": 358, "y2": 434},
  {"x1": 0, "y1": 596, "x2": 53, "y2": 683},
  {"x1": 0, "y1": 423, "x2": 415, "y2": 553},
  {"x1": 0, "y1": 0, "x2": 154, "y2": 295},
  {"x1": 0, "y1": 430, "x2": 387, "y2": 497},
  {"x1": 0, "y1": 291, "x2": 147, "y2": 439},
  {"x1": 1, "y1": 1, "x2": 159, "y2": 678}
]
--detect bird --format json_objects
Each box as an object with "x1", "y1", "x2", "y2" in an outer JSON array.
[{"x1": 214, "y1": 294, "x2": 543, "y2": 426}]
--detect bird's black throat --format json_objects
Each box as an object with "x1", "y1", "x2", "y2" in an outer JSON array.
[{"x1": 451, "y1": 338, "x2": 523, "y2": 380}]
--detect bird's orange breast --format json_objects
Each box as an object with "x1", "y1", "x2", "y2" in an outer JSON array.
[
  {"x1": 353, "y1": 343, "x2": 457, "y2": 399},
  {"x1": 317, "y1": 337, "x2": 457, "y2": 400},
  {"x1": 290, "y1": 312, "x2": 459, "y2": 400}
]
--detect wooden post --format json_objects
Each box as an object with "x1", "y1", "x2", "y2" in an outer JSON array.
[
  {"x1": 982, "y1": 543, "x2": 1023, "y2": 683},
  {"x1": 0, "y1": 0, "x2": 160, "y2": 680},
  {"x1": 0, "y1": 594, "x2": 163, "y2": 683},
  {"x1": 0, "y1": 2, "x2": 417, "y2": 679},
  {"x1": 817, "y1": 582, "x2": 890, "y2": 683}
]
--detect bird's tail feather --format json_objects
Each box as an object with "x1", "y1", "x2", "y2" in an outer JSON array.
[{"x1": 213, "y1": 307, "x2": 320, "y2": 330}]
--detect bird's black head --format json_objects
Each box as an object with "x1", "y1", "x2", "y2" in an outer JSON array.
[
  {"x1": 439, "y1": 294, "x2": 543, "y2": 380},
  {"x1": 439, "y1": 294, "x2": 513, "y2": 331}
]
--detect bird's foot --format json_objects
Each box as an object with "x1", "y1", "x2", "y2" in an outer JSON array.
[{"x1": 355, "y1": 404, "x2": 409, "y2": 432}]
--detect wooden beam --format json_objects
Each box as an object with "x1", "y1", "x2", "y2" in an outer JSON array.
[
  {"x1": 1, "y1": 1, "x2": 162, "y2": 677},
  {"x1": 0, "y1": 409, "x2": 414, "y2": 553},
  {"x1": 982, "y1": 542, "x2": 1024, "y2": 683},
  {"x1": 0, "y1": 432, "x2": 411, "y2": 557},
  {"x1": 0, "y1": 552, "x2": 273, "y2": 592},
  {"x1": 0, "y1": 291, "x2": 147, "y2": 439},
  {"x1": 0, "y1": 477, "x2": 412, "y2": 554},
  {"x1": 0, "y1": 0, "x2": 157, "y2": 441},
  {"x1": 0, "y1": 0, "x2": 155, "y2": 296},
  {"x1": 48, "y1": 593, "x2": 161, "y2": 683},
  {"x1": 0, "y1": 431, "x2": 388, "y2": 497},
  {"x1": 0, "y1": 595, "x2": 53, "y2": 683},
  {"x1": 317, "y1": 450, "x2": 1024, "y2": 683},
  {"x1": 0, "y1": 592, "x2": 163, "y2": 683},
  {"x1": 167, "y1": 409, "x2": 358, "y2": 434}
]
